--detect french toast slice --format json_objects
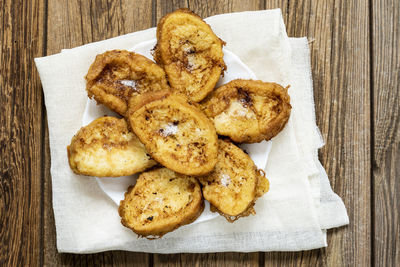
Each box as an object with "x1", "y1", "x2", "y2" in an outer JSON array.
[
  {"x1": 67, "y1": 116, "x2": 156, "y2": 177},
  {"x1": 85, "y1": 50, "x2": 170, "y2": 115},
  {"x1": 127, "y1": 90, "x2": 218, "y2": 176},
  {"x1": 153, "y1": 8, "x2": 226, "y2": 102},
  {"x1": 201, "y1": 79, "x2": 291, "y2": 143},
  {"x1": 119, "y1": 168, "x2": 204, "y2": 238},
  {"x1": 198, "y1": 139, "x2": 269, "y2": 222}
]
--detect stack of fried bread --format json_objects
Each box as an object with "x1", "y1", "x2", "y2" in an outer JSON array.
[{"x1": 67, "y1": 8, "x2": 291, "y2": 238}]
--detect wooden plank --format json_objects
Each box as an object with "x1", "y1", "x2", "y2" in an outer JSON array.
[
  {"x1": 262, "y1": 1, "x2": 320, "y2": 266},
  {"x1": 0, "y1": 0, "x2": 47, "y2": 266},
  {"x1": 280, "y1": 0, "x2": 371, "y2": 266},
  {"x1": 264, "y1": 251, "x2": 326, "y2": 267},
  {"x1": 154, "y1": 253, "x2": 259, "y2": 267},
  {"x1": 153, "y1": 1, "x2": 262, "y2": 266},
  {"x1": 265, "y1": 0, "x2": 288, "y2": 24},
  {"x1": 156, "y1": 0, "x2": 188, "y2": 22},
  {"x1": 260, "y1": 2, "x2": 323, "y2": 266},
  {"x1": 43, "y1": 1, "x2": 152, "y2": 266},
  {"x1": 33, "y1": 1, "x2": 372, "y2": 266},
  {"x1": 260, "y1": 3, "x2": 326, "y2": 267},
  {"x1": 155, "y1": 0, "x2": 265, "y2": 21},
  {"x1": 371, "y1": 0, "x2": 400, "y2": 266}
]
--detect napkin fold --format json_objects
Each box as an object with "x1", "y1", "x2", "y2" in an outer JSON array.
[{"x1": 35, "y1": 9, "x2": 348, "y2": 253}]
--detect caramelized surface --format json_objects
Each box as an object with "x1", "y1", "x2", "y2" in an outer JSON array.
[
  {"x1": 68, "y1": 117, "x2": 156, "y2": 177},
  {"x1": 201, "y1": 79, "x2": 291, "y2": 143},
  {"x1": 86, "y1": 50, "x2": 170, "y2": 115},
  {"x1": 119, "y1": 168, "x2": 204, "y2": 238},
  {"x1": 198, "y1": 140, "x2": 269, "y2": 221},
  {"x1": 154, "y1": 9, "x2": 225, "y2": 102},
  {"x1": 127, "y1": 91, "x2": 218, "y2": 175}
]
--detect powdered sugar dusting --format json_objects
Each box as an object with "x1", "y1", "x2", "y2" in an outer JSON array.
[
  {"x1": 160, "y1": 123, "x2": 178, "y2": 137},
  {"x1": 235, "y1": 109, "x2": 248, "y2": 117},
  {"x1": 187, "y1": 54, "x2": 196, "y2": 71},
  {"x1": 120, "y1": 80, "x2": 137, "y2": 90},
  {"x1": 182, "y1": 44, "x2": 192, "y2": 53},
  {"x1": 229, "y1": 101, "x2": 255, "y2": 119},
  {"x1": 220, "y1": 174, "x2": 231, "y2": 187}
]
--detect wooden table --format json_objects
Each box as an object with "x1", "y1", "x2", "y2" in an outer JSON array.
[{"x1": 1, "y1": 0, "x2": 398, "y2": 266}]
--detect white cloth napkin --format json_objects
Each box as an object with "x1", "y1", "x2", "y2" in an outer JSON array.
[{"x1": 35, "y1": 9, "x2": 348, "y2": 253}]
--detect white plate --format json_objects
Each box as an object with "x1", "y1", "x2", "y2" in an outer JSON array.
[{"x1": 82, "y1": 40, "x2": 272, "y2": 224}]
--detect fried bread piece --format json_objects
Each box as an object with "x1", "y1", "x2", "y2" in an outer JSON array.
[
  {"x1": 198, "y1": 139, "x2": 269, "y2": 222},
  {"x1": 201, "y1": 79, "x2": 291, "y2": 143},
  {"x1": 67, "y1": 116, "x2": 156, "y2": 177},
  {"x1": 153, "y1": 8, "x2": 226, "y2": 102},
  {"x1": 127, "y1": 90, "x2": 218, "y2": 176},
  {"x1": 85, "y1": 50, "x2": 170, "y2": 115},
  {"x1": 119, "y1": 168, "x2": 204, "y2": 238}
]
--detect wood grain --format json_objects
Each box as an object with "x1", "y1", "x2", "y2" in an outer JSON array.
[
  {"x1": 0, "y1": 0, "x2": 46, "y2": 266},
  {"x1": 265, "y1": 0, "x2": 288, "y2": 24},
  {"x1": 261, "y1": 2, "x2": 323, "y2": 266},
  {"x1": 43, "y1": 0, "x2": 152, "y2": 266},
  {"x1": 264, "y1": 0, "x2": 372, "y2": 265},
  {"x1": 1, "y1": 0, "x2": 399, "y2": 266},
  {"x1": 285, "y1": 1, "x2": 371, "y2": 266},
  {"x1": 372, "y1": 0, "x2": 400, "y2": 266}
]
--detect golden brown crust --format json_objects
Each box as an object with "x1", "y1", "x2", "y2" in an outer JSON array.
[
  {"x1": 128, "y1": 89, "x2": 173, "y2": 114},
  {"x1": 154, "y1": 8, "x2": 226, "y2": 102},
  {"x1": 127, "y1": 90, "x2": 218, "y2": 176},
  {"x1": 198, "y1": 140, "x2": 269, "y2": 221},
  {"x1": 210, "y1": 202, "x2": 256, "y2": 223},
  {"x1": 68, "y1": 116, "x2": 156, "y2": 177},
  {"x1": 201, "y1": 79, "x2": 292, "y2": 143},
  {"x1": 85, "y1": 50, "x2": 170, "y2": 115},
  {"x1": 211, "y1": 169, "x2": 269, "y2": 223},
  {"x1": 118, "y1": 168, "x2": 204, "y2": 238}
]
